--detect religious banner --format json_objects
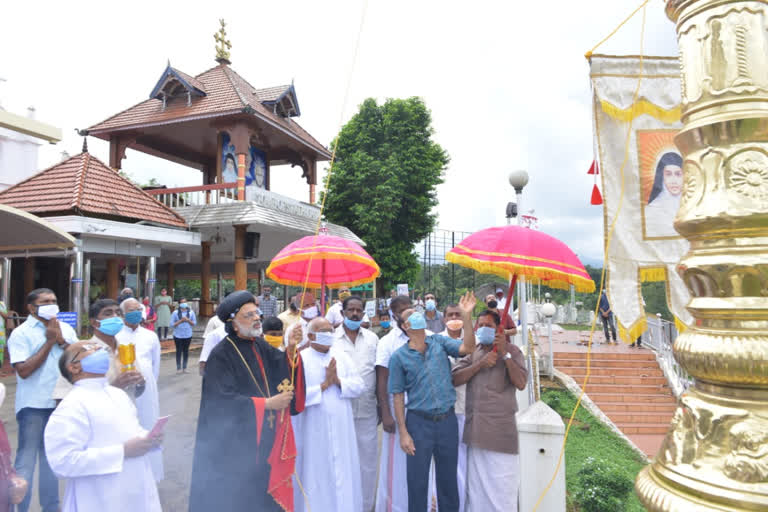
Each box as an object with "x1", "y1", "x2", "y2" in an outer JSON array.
[{"x1": 590, "y1": 54, "x2": 692, "y2": 341}]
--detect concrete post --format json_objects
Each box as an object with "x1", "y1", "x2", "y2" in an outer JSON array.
[
  {"x1": 70, "y1": 248, "x2": 84, "y2": 336},
  {"x1": 517, "y1": 400, "x2": 566, "y2": 512},
  {"x1": 0, "y1": 258, "x2": 10, "y2": 307},
  {"x1": 83, "y1": 258, "x2": 91, "y2": 324},
  {"x1": 146, "y1": 256, "x2": 156, "y2": 307}
]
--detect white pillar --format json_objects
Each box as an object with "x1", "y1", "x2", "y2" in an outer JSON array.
[
  {"x1": 70, "y1": 248, "x2": 84, "y2": 336},
  {"x1": 0, "y1": 258, "x2": 10, "y2": 307},
  {"x1": 517, "y1": 401, "x2": 566, "y2": 512},
  {"x1": 146, "y1": 256, "x2": 157, "y2": 305}
]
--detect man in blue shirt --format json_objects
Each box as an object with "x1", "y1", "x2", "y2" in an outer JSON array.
[
  {"x1": 8, "y1": 288, "x2": 79, "y2": 512},
  {"x1": 598, "y1": 289, "x2": 617, "y2": 344},
  {"x1": 388, "y1": 291, "x2": 477, "y2": 512}
]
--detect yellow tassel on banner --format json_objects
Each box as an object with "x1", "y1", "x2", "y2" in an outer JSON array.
[
  {"x1": 639, "y1": 267, "x2": 667, "y2": 282},
  {"x1": 674, "y1": 315, "x2": 688, "y2": 334},
  {"x1": 616, "y1": 315, "x2": 648, "y2": 344},
  {"x1": 600, "y1": 98, "x2": 681, "y2": 124}
]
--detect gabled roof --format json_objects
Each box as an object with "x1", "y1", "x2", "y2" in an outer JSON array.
[
  {"x1": 254, "y1": 83, "x2": 300, "y2": 117},
  {"x1": 149, "y1": 63, "x2": 207, "y2": 100},
  {"x1": 0, "y1": 152, "x2": 188, "y2": 229},
  {"x1": 88, "y1": 64, "x2": 329, "y2": 158}
]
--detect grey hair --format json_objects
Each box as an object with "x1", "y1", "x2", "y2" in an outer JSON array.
[
  {"x1": 307, "y1": 317, "x2": 331, "y2": 334},
  {"x1": 120, "y1": 297, "x2": 141, "y2": 312}
]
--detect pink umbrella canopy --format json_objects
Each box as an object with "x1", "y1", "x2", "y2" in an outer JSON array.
[
  {"x1": 266, "y1": 234, "x2": 380, "y2": 289},
  {"x1": 447, "y1": 225, "x2": 595, "y2": 293}
]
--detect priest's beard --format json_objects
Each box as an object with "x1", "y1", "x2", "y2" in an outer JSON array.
[{"x1": 234, "y1": 319, "x2": 263, "y2": 340}]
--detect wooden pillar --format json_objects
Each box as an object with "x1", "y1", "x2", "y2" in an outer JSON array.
[
  {"x1": 23, "y1": 258, "x2": 35, "y2": 297},
  {"x1": 201, "y1": 242, "x2": 212, "y2": 316},
  {"x1": 309, "y1": 183, "x2": 316, "y2": 204},
  {"x1": 234, "y1": 225, "x2": 247, "y2": 291},
  {"x1": 308, "y1": 159, "x2": 317, "y2": 204},
  {"x1": 167, "y1": 262, "x2": 175, "y2": 296},
  {"x1": 106, "y1": 258, "x2": 119, "y2": 300},
  {"x1": 237, "y1": 153, "x2": 246, "y2": 201}
]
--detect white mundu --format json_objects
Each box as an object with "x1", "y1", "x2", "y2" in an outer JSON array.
[
  {"x1": 292, "y1": 346, "x2": 364, "y2": 512},
  {"x1": 334, "y1": 325, "x2": 379, "y2": 512},
  {"x1": 44, "y1": 377, "x2": 161, "y2": 512},
  {"x1": 116, "y1": 324, "x2": 163, "y2": 481}
]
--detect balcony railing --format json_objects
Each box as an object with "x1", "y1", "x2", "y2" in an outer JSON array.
[{"x1": 145, "y1": 183, "x2": 238, "y2": 208}]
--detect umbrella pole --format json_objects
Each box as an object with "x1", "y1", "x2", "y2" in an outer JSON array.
[
  {"x1": 321, "y1": 258, "x2": 326, "y2": 313},
  {"x1": 501, "y1": 274, "x2": 517, "y2": 322}
]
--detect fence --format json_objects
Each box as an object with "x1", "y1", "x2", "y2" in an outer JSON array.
[
  {"x1": 145, "y1": 183, "x2": 239, "y2": 208},
  {"x1": 642, "y1": 313, "x2": 691, "y2": 397},
  {"x1": 416, "y1": 228, "x2": 478, "y2": 302}
]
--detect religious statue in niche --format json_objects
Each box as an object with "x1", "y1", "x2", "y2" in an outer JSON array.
[
  {"x1": 246, "y1": 146, "x2": 267, "y2": 190},
  {"x1": 637, "y1": 130, "x2": 684, "y2": 239},
  {"x1": 221, "y1": 132, "x2": 237, "y2": 184}
]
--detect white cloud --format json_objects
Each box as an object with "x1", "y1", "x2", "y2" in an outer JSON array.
[{"x1": 1, "y1": 0, "x2": 678, "y2": 266}]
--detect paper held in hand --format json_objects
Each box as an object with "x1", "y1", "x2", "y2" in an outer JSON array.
[{"x1": 149, "y1": 415, "x2": 171, "y2": 438}]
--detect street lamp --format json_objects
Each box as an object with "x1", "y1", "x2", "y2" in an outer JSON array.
[
  {"x1": 541, "y1": 302, "x2": 557, "y2": 379},
  {"x1": 508, "y1": 170, "x2": 535, "y2": 405}
]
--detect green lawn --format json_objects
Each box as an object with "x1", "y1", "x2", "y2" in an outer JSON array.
[{"x1": 541, "y1": 388, "x2": 649, "y2": 512}]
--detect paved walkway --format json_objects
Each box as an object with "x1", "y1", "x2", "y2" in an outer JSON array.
[{"x1": 536, "y1": 328, "x2": 676, "y2": 457}]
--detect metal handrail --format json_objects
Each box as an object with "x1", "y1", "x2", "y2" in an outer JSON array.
[{"x1": 643, "y1": 313, "x2": 692, "y2": 397}]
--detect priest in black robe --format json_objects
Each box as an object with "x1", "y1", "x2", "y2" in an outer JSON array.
[{"x1": 190, "y1": 291, "x2": 305, "y2": 512}]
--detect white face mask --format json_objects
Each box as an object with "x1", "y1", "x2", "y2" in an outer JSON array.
[
  {"x1": 312, "y1": 332, "x2": 334, "y2": 347},
  {"x1": 303, "y1": 306, "x2": 319, "y2": 320},
  {"x1": 37, "y1": 304, "x2": 59, "y2": 321}
]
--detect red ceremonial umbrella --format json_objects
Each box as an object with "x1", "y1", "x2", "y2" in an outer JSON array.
[
  {"x1": 447, "y1": 225, "x2": 595, "y2": 325},
  {"x1": 266, "y1": 232, "x2": 380, "y2": 311}
]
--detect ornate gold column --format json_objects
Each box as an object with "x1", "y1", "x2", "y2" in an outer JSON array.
[{"x1": 637, "y1": 1, "x2": 768, "y2": 510}]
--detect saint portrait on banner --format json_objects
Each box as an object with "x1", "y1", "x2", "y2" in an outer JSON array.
[{"x1": 637, "y1": 130, "x2": 683, "y2": 239}]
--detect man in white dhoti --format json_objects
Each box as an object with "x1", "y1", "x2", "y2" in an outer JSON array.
[
  {"x1": 292, "y1": 317, "x2": 364, "y2": 512},
  {"x1": 375, "y1": 295, "x2": 412, "y2": 512},
  {"x1": 45, "y1": 341, "x2": 162, "y2": 512},
  {"x1": 452, "y1": 310, "x2": 527, "y2": 512},
  {"x1": 118, "y1": 298, "x2": 163, "y2": 481},
  {"x1": 333, "y1": 295, "x2": 379, "y2": 511},
  {"x1": 442, "y1": 304, "x2": 468, "y2": 512}
]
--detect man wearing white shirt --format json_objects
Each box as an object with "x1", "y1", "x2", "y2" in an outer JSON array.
[
  {"x1": 283, "y1": 291, "x2": 321, "y2": 349},
  {"x1": 334, "y1": 295, "x2": 379, "y2": 511},
  {"x1": 292, "y1": 318, "x2": 363, "y2": 512},
  {"x1": 374, "y1": 295, "x2": 412, "y2": 512},
  {"x1": 8, "y1": 288, "x2": 78, "y2": 512},
  {"x1": 45, "y1": 341, "x2": 162, "y2": 512},
  {"x1": 442, "y1": 304, "x2": 468, "y2": 512},
  {"x1": 118, "y1": 298, "x2": 163, "y2": 481},
  {"x1": 494, "y1": 288, "x2": 507, "y2": 312}
]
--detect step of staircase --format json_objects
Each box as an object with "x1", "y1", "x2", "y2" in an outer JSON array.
[
  {"x1": 553, "y1": 348, "x2": 677, "y2": 456},
  {"x1": 554, "y1": 358, "x2": 660, "y2": 369}
]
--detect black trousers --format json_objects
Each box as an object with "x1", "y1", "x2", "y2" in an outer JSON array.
[
  {"x1": 158, "y1": 326, "x2": 169, "y2": 339},
  {"x1": 601, "y1": 314, "x2": 617, "y2": 342},
  {"x1": 174, "y1": 337, "x2": 191, "y2": 369}
]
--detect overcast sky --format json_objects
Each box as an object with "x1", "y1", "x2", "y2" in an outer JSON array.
[{"x1": 1, "y1": 0, "x2": 678, "y2": 266}]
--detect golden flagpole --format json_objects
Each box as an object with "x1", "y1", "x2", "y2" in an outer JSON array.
[{"x1": 637, "y1": 1, "x2": 768, "y2": 509}]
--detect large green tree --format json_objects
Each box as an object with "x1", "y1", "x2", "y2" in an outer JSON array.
[{"x1": 323, "y1": 97, "x2": 449, "y2": 294}]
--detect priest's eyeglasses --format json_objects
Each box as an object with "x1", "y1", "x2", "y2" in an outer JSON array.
[{"x1": 240, "y1": 310, "x2": 261, "y2": 320}]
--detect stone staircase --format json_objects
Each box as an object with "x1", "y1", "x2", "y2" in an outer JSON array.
[{"x1": 554, "y1": 349, "x2": 677, "y2": 456}]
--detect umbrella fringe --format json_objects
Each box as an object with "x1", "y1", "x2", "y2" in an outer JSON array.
[{"x1": 446, "y1": 252, "x2": 595, "y2": 293}]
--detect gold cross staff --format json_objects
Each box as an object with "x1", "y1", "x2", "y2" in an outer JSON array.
[{"x1": 277, "y1": 378, "x2": 295, "y2": 422}]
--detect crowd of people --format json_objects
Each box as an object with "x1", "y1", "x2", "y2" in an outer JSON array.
[{"x1": 0, "y1": 283, "x2": 528, "y2": 512}]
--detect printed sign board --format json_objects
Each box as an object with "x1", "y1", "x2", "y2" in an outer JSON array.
[
  {"x1": 57, "y1": 312, "x2": 78, "y2": 330},
  {"x1": 396, "y1": 284, "x2": 409, "y2": 297}
]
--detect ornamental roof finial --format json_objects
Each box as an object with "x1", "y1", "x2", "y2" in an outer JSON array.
[{"x1": 214, "y1": 19, "x2": 232, "y2": 65}]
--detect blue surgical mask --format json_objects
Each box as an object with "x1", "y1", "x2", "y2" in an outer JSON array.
[
  {"x1": 380, "y1": 321, "x2": 391, "y2": 329},
  {"x1": 313, "y1": 332, "x2": 335, "y2": 347},
  {"x1": 98, "y1": 316, "x2": 124, "y2": 336},
  {"x1": 179, "y1": 303, "x2": 189, "y2": 309},
  {"x1": 124, "y1": 310, "x2": 143, "y2": 325},
  {"x1": 344, "y1": 318, "x2": 362, "y2": 330},
  {"x1": 425, "y1": 299, "x2": 436, "y2": 311},
  {"x1": 407, "y1": 312, "x2": 427, "y2": 330},
  {"x1": 80, "y1": 349, "x2": 111, "y2": 375},
  {"x1": 476, "y1": 326, "x2": 496, "y2": 345}
]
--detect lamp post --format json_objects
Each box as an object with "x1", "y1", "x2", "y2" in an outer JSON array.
[
  {"x1": 508, "y1": 170, "x2": 535, "y2": 405},
  {"x1": 541, "y1": 301, "x2": 556, "y2": 379}
]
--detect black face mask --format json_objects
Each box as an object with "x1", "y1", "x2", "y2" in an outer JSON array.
[{"x1": 487, "y1": 300, "x2": 498, "y2": 309}]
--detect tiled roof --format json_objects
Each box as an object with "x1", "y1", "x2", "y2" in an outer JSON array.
[
  {"x1": 253, "y1": 85, "x2": 291, "y2": 102},
  {"x1": 0, "y1": 152, "x2": 188, "y2": 228},
  {"x1": 171, "y1": 67, "x2": 207, "y2": 94},
  {"x1": 88, "y1": 64, "x2": 330, "y2": 158}
]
